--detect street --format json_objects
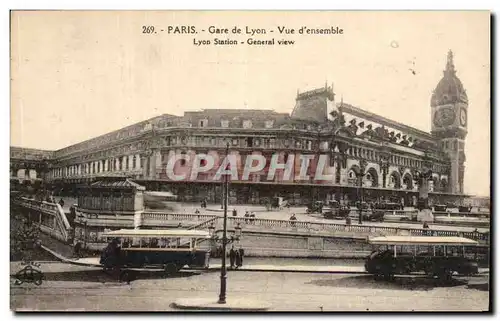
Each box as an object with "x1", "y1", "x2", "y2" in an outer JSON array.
[{"x1": 10, "y1": 262, "x2": 489, "y2": 311}]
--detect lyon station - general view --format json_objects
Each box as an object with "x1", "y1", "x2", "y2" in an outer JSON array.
[{"x1": 10, "y1": 51, "x2": 491, "y2": 311}]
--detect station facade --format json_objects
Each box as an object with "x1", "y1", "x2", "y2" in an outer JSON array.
[{"x1": 10, "y1": 51, "x2": 470, "y2": 206}]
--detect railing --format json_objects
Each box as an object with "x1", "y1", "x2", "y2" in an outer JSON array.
[
  {"x1": 14, "y1": 197, "x2": 73, "y2": 243},
  {"x1": 13, "y1": 198, "x2": 490, "y2": 244},
  {"x1": 188, "y1": 216, "x2": 218, "y2": 231},
  {"x1": 223, "y1": 216, "x2": 489, "y2": 243},
  {"x1": 142, "y1": 211, "x2": 218, "y2": 223},
  {"x1": 433, "y1": 210, "x2": 490, "y2": 218}
]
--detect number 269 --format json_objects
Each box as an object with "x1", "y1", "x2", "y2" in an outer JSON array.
[{"x1": 142, "y1": 26, "x2": 155, "y2": 34}]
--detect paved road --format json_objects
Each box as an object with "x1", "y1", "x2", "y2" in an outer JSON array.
[{"x1": 10, "y1": 262, "x2": 489, "y2": 311}]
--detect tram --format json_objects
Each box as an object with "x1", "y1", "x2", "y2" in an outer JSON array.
[
  {"x1": 100, "y1": 229, "x2": 211, "y2": 275},
  {"x1": 365, "y1": 235, "x2": 479, "y2": 280}
]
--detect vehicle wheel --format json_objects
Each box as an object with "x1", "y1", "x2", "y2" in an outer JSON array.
[
  {"x1": 382, "y1": 273, "x2": 393, "y2": 281},
  {"x1": 438, "y1": 268, "x2": 453, "y2": 281},
  {"x1": 164, "y1": 263, "x2": 178, "y2": 276},
  {"x1": 120, "y1": 270, "x2": 135, "y2": 283}
]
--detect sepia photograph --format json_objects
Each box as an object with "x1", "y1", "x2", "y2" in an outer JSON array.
[{"x1": 8, "y1": 10, "x2": 491, "y2": 312}]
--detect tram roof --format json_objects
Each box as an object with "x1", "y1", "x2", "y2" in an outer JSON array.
[
  {"x1": 367, "y1": 236, "x2": 478, "y2": 246},
  {"x1": 102, "y1": 229, "x2": 210, "y2": 238}
]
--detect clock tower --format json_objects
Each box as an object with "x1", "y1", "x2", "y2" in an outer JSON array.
[{"x1": 430, "y1": 50, "x2": 468, "y2": 194}]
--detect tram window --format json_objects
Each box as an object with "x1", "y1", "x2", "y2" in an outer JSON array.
[
  {"x1": 141, "y1": 238, "x2": 151, "y2": 248},
  {"x1": 122, "y1": 238, "x2": 131, "y2": 248},
  {"x1": 446, "y1": 246, "x2": 460, "y2": 257},
  {"x1": 131, "y1": 238, "x2": 141, "y2": 247}
]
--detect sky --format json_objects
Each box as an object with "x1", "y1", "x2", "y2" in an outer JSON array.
[{"x1": 10, "y1": 11, "x2": 490, "y2": 196}]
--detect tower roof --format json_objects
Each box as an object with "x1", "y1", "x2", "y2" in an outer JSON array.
[{"x1": 431, "y1": 50, "x2": 468, "y2": 107}]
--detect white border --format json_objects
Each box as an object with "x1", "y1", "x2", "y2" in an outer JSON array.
[{"x1": 2, "y1": 1, "x2": 497, "y2": 319}]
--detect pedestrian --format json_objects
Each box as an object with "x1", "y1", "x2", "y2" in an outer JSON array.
[
  {"x1": 250, "y1": 212, "x2": 256, "y2": 224},
  {"x1": 232, "y1": 208, "x2": 237, "y2": 217},
  {"x1": 244, "y1": 211, "x2": 249, "y2": 224},
  {"x1": 229, "y1": 245, "x2": 236, "y2": 269},
  {"x1": 423, "y1": 222, "x2": 430, "y2": 236},
  {"x1": 238, "y1": 246, "x2": 245, "y2": 267},
  {"x1": 74, "y1": 241, "x2": 82, "y2": 259},
  {"x1": 235, "y1": 249, "x2": 242, "y2": 269},
  {"x1": 289, "y1": 213, "x2": 297, "y2": 227},
  {"x1": 59, "y1": 198, "x2": 65, "y2": 207}
]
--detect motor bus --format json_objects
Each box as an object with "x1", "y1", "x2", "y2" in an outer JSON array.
[
  {"x1": 364, "y1": 235, "x2": 479, "y2": 280},
  {"x1": 100, "y1": 229, "x2": 211, "y2": 275}
]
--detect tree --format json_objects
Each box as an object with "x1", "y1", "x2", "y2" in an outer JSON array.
[{"x1": 10, "y1": 218, "x2": 40, "y2": 261}]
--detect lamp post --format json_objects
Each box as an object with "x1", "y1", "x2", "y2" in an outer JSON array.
[
  {"x1": 355, "y1": 159, "x2": 368, "y2": 225},
  {"x1": 219, "y1": 142, "x2": 230, "y2": 304}
]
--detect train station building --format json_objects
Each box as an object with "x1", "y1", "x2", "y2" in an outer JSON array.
[{"x1": 10, "y1": 51, "x2": 470, "y2": 206}]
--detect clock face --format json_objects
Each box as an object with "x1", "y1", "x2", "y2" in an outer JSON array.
[
  {"x1": 437, "y1": 107, "x2": 456, "y2": 127},
  {"x1": 460, "y1": 108, "x2": 467, "y2": 126}
]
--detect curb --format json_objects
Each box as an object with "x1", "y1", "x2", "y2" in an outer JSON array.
[
  {"x1": 171, "y1": 298, "x2": 271, "y2": 311},
  {"x1": 40, "y1": 245, "x2": 67, "y2": 261},
  {"x1": 197, "y1": 267, "x2": 366, "y2": 274}
]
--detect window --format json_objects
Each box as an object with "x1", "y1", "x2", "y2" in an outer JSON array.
[
  {"x1": 232, "y1": 138, "x2": 239, "y2": 146},
  {"x1": 243, "y1": 120, "x2": 253, "y2": 129},
  {"x1": 246, "y1": 137, "x2": 253, "y2": 147},
  {"x1": 221, "y1": 120, "x2": 229, "y2": 128},
  {"x1": 265, "y1": 120, "x2": 274, "y2": 128},
  {"x1": 199, "y1": 119, "x2": 208, "y2": 127},
  {"x1": 180, "y1": 151, "x2": 187, "y2": 166},
  {"x1": 307, "y1": 141, "x2": 312, "y2": 150}
]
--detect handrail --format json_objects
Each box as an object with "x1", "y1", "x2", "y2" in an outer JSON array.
[
  {"x1": 16, "y1": 197, "x2": 73, "y2": 242},
  {"x1": 14, "y1": 198, "x2": 489, "y2": 244}
]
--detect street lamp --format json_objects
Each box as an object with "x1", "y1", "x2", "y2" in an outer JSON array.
[
  {"x1": 355, "y1": 159, "x2": 369, "y2": 225},
  {"x1": 208, "y1": 222, "x2": 242, "y2": 245},
  {"x1": 219, "y1": 142, "x2": 230, "y2": 304}
]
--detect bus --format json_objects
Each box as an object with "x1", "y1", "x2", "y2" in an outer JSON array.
[
  {"x1": 365, "y1": 235, "x2": 479, "y2": 280},
  {"x1": 100, "y1": 229, "x2": 211, "y2": 275}
]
